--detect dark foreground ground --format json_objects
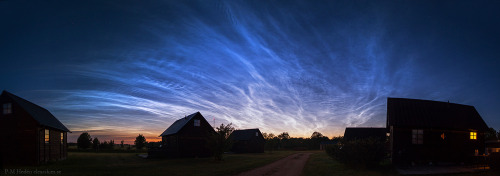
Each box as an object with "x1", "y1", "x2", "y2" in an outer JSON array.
[{"x1": 3, "y1": 151, "x2": 499, "y2": 176}]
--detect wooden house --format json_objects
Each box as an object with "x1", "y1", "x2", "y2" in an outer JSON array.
[
  {"x1": 151, "y1": 112, "x2": 216, "y2": 158},
  {"x1": 387, "y1": 98, "x2": 489, "y2": 165},
  {"x1": 0, "y1": 90, "x2": 70, "y2": 165},
  {"x1": 343, "y1": 127, "x2": 387, "y2": 142},
  {"x1": 229, "y1": 129, "x2": 265, "y2": 153}
]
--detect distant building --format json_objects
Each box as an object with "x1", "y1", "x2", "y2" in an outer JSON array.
[
  {"x1": 319, "y1": 141, "x2": 337, "y2": 150},
  {"x1": 150, "y1": 112, "x2": 216, "y2": 158},
  {"x1": 0, "y1": 90, "x2": 70, "y2": 165},
  {"x1": 387, "y1": 98, "x2": 489, "y2": 165},
  {"x1": 343, "y1": 127, "x2": 387, "y2": 142},
  {"x1": 486, "y1": 140, "x2": 500, "y2": 154},
  {"x1": 229, "y1": 129, "x2": 265, "y2": 153}
]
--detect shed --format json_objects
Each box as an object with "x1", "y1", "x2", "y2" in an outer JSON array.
[
  {"x1": 229, "y1": 129, "x2": 265, "y2": 153},
  {"x1": 343, "y1": 127, "x2": 387, "y2": 142}
]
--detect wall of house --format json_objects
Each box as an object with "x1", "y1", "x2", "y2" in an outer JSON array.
[
  {"x1": 391, "y1": 127, "x2": 485, "y2": 165},
  {"x1": 177, "y1": 115, "x2": 215, "y2": 157},
  {"x1": 0, "y1": 96, "x2": 38, "y2": 165}
]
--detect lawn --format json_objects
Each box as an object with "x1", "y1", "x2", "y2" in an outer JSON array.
[
  {"x1": 6, "y1": 151, "x2": 298, "y2": 176},
  {"x1": 302, "y1": 151, "x2": 499, "y2": 176}
]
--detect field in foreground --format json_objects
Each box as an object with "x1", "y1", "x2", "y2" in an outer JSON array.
[
  {"x1": 9, "y1": 151, "x2": 298, "y2": 176},
  {"x1": 302, "y1": 151, "x2": 499, "y2": 176}
]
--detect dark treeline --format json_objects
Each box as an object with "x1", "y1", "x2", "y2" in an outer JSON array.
[
  {"x1": 262, "y1": 131, "x2": 341, "y2": 151},
  {"x1": 74, "y1": 132, "x2": 151, "y2": 152}
]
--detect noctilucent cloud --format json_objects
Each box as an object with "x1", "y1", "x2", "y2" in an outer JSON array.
[{"x1": 1, "y1": 1, "x2": 500, "y2": 143}]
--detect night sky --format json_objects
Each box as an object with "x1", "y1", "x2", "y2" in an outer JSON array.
[{"x1": 1, "y1": 0, "x2": 499, "y2": 143}]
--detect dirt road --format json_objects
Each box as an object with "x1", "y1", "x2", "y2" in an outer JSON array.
[{"x1": 235, "y1": 153, "x2": 312, "y2": 176}]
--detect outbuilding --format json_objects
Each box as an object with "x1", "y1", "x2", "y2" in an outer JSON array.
[{"x1": 229, "y1": 129, "x2": 265, "y2": 153}]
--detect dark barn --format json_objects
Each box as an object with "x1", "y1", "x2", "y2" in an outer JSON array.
[
  {"x1": 0, "y1": 91, "x2": 70, "y2": 166},
  {"x1": 151, "y1": 112, "x2": 216, "y2": 158},
  {"x1": 229, "y1": 129, "x2": 265, "y2": 153},
  {"x1": 343, "y1": 127, "x2": 387, "y2": 142},
  {"x1": 387, "y1": 98, "x2": 489, "y2": 165}
]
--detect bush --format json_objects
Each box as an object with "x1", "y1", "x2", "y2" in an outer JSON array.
[
  {"x1": 326, "y1": 137, "x2": 385, "y2": 169},
  {"x1": 488, "y1": 152, "x2": 500, "y2": 171}
]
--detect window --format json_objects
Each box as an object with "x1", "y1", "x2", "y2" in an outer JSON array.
[
  {"x1": 256, "y1": 132, "x2": 258, "y2": 137},
  {"x1": 194, "y1": 119, "x2": 200, "y2": 127},
  {"x1": 470, "y1": 132, "x2": 477, "y2": 140},
  {"x1": 3, "y1": 103, "x2": 12, "y2": 114},
  {"x1": 45, "y1": 129, "x2": 50, "y2": 144},
  {"x1": 412, "y1": 129, "x2": 423, "y2": 144},
  {"x1": 61, "y1": 133, "x2": 64, "y2": 144}
]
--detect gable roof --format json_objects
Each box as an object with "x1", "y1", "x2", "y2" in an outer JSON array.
[
  {"x1": 1, "y1": 90, "x2": 70, "y2": 132},
  {"x1": 230, "y1": 129, "x2": 264, "y2": 141},
  {"x1": 160, "y1": 112, "x2": 205, "y2": 136},
  {"x1": 343, "y1": 127, "x2": 386, "y2": 141},
  {"x1": 387, "y1": 98, "x2": 489, "y2": 131}
]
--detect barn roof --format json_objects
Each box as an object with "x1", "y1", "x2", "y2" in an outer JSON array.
[
  {"x1": 1, "y1": 90, "x2": 70, "y2": 132},
  {"x1": 343, "y1": 127, "x2": 386, "y2": 141},
  {"x1": 230, "y1": 129, "x2": 263, "y2": 141},
  {"x1": 387, "y1": 98, "x2": 489, "y2": 131},
  {"x1": 160, "y1": 112, "x2": 202, "y2": 136}
]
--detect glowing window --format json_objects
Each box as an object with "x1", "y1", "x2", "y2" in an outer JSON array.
[
  {"x1": 194, "y1": 119, "x2": 200, "y2": 127},
  {"x1": 470, "y1": 132, "x2": 477, "y2": 140},
  {"x1": 3, "y1": 103, "x2": 12, "y2": 114},
  {"x1": 61, "y1": 133, "x2": 64, "y2": 144},
  {"x1": 45, "y1": 129, "x2": 50, "y2": 144},
  {"x1": 412, "y1": 129, "x2": 423, "y2": 144}
]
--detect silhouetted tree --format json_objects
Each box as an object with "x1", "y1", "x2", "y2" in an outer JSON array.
[
  {"x1": 264, "y1": 133, "x2": 278, "y2": 152},
  {"x1": 92, "y1": 137, "x2": 100, "y2": 151},
  {"x1": 278, "y1": 132, "x2": 290, "y2": 140},
  {"x1": 135, "y1": 134, "x2": 146, "y2": 150},
  {"x1": 485, "y1": 127, "x2": 498, "y2": 140},
  {"x1": 278, "y1": 132, "x2": 290, "y2": 149},
  {"x1": 77, "y1": 132, "x2": 92, "y2": 149},
  {"x1": 310, "y1": 132, "x2": 330, "y2": 150},
  {"x1": 120, "y1": 140, "x2": 124, "y2": 148},
  {"x1": 209, "y1": 123, "x2": 235, "y2": 161}
]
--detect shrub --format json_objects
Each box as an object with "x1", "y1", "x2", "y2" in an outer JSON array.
[
  {"x1": 326, "y1": 137, "x2": 385, "y2": 169},
  {"x1": 488, "y1": 152, "x2": 500, "y2": 171}
]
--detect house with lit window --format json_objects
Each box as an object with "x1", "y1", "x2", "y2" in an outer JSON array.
[
  {"x1": 387, "y1": 98, "x2": 489, "y2": 165},
  {"x1": 0, "y1": 90, "x2": 70, "y2": 165},
  {"x1": 229, "y1": 129, "x2": 265, "y2": 153},
  {"x1": 149, "y1": 112, "x2": 216, "y2": 158}
]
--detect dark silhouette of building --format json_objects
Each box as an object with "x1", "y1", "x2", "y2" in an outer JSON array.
[
  {"x1": 0, "y1": 90, "x2": 70, "y2": 165},
  {"x1": 343, "y1": 127, "x2": 387, "y2": 141},
  {"x1": 229, "y1": 129, "x2": 265, "y2": 153},
  {"x1": 151, "y1": 112, "x2": 216, "y2": 158},
  {"x1": 387, "y1": 98, "x2": 489, "y2": 165}
]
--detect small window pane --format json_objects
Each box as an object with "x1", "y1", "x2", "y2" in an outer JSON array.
[
  {"x1": 61, "y1": 133, "x2": 64, "y2": 144},
  {"x1": 3, "y1": 103, "x2": 12, "y2": 115},
  {"x1": 194, "y1": 119, "x2": 200, "y2": 127},
  {"x1": 45, "y1": 129, "x2": 50, "y2": 143}
]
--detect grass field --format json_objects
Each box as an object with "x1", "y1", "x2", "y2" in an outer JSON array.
[
  {"x1": 7, "y1": 151, "x2": 298, "y2": 176},
  {"x1": 302, "y1": 151, "x2": 499, "y2": 176}
]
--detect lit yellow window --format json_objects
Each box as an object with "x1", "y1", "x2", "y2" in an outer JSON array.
[
  {"x1": 61, "y1": 133, "x2": 64, "y2": 144},
  {"x1": 470, "y1": 132, "x2": 477, "y2": 140},
  {"x1": 45, "y1": 129, "x2": 50, "y2": 143}
]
